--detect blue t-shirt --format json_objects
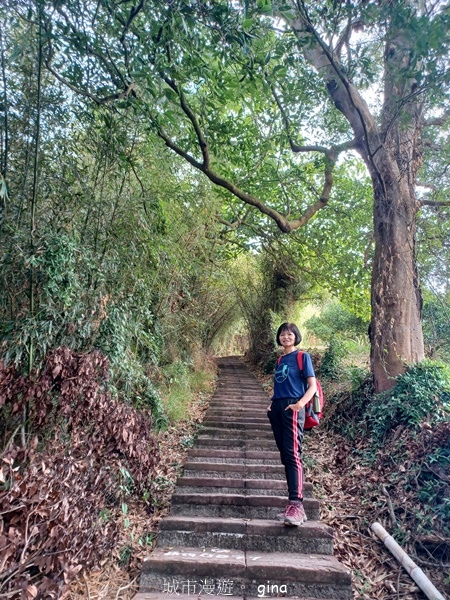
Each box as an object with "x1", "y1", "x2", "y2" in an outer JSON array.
[{"x1": 272, "y1": 350, "x2": 315, "y2": 400}]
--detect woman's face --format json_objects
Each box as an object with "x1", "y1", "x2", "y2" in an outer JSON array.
[{"x1": 279, "y1": 328, "x2": 296, "y2": 347}]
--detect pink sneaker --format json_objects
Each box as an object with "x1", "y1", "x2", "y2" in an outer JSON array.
[
  {"x1": 276, "y1": 506, "x2": 288, "y2": 521},
  {"x1": 284, "y1": 501, "x2": 307, "y2": 526}
]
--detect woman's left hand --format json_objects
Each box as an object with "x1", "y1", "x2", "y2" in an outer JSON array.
[{"x1": 285, "y1": 400, "x2": 304, "y2": 412}]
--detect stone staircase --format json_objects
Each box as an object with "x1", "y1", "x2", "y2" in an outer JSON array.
[{"x1": 134, "y1": 357, "x2": 352, "y2": 599}]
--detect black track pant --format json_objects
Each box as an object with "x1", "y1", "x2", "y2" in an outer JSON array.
[{"x1": 267, "y1": 398, "x2": 305, "y2": 502}]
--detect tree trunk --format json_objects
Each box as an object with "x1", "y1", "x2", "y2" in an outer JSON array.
[
  {"x1": 247, "y1": 308, "x2": 275, "y2": 366},
  {"x1": 368, "y1": 26, "x2": 426, "y2": 392},
  {"x1": 369, "y1": 149, "x2": 424, "y2": 392}
]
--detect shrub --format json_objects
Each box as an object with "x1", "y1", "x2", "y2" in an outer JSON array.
[
  {"x1": 304, "y1": 301, "x2": 368, "y2": 343},
  {"x1": 320, "y1": 339, "x2": 345, "y2": 380},
  {"x1": 423, "y1": 299, "x2": 450, "y2": 360},
  {"x1": 263, "y1": 353, "x2": 278, "y2": 375},
  {"x1": 366, "y1": 360, "x2": 450, "y2": 443},
  {"x1": 158, "y1": 359, "x2": 215, "y2": 424}
]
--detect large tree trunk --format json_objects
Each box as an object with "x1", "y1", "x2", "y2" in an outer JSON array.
[
  {"x1": 369, "y1": 150, "x2": 424, "y2": 392},
  {"x1": 368, "y1": 28, "x2": 425, "y2": 391}
]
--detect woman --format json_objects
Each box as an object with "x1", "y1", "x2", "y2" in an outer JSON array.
[{"x1": 267, "y1": 322, "x2": 317, "y2": 526}]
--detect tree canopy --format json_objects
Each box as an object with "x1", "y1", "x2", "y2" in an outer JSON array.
[{"x1": 1, "y1": 0, "x2": 450, "y2": 389}]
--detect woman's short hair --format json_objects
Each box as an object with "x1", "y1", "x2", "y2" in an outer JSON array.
[{"x1": 276, "y1": 322, "x2": 302, "y2": 346}]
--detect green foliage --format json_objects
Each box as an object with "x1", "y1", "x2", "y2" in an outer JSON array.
[
  {"x1": 419, "y1": 440, "x2": 450, "y2": 532},
  {"x1": 422, "y1": 297, "x2": 450, "y2": 361},
  {"x1": 0, "y1": 232, "x2": 102, "y2": 367},
  {"x1": 263, "y1": 353, "x2": 278, "y2": 375},
  {"x1": 158, "y1": 360, "x2": 215, "y2": 424},
  {"x1": 320, "y1": 339, "x2": 345, "y2": 380},
  {"x1": 325, "y1": 358, "x2": 450, "y2": 544},
  {"x1": 0, "y1": 10, "x2": 234, "y2": 430},
  {"x1": 330, "y1": 360, "x2": 450, "y2": 445},
  {"x1": 305, "y1": 301, "x2": 369, "y2": 344},
  {"x1": 366, "y1": 361, "x2": 450, "y2": 443}
]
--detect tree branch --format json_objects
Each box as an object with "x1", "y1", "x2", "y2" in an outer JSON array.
[
  {"x1": 157, "y1": 120, "x2": 333, "y2": 233},
  {"x1": 424, "y1": 110, "x2": 450, "y2": 127},
  {"x1": 417, "y1": 182, "x2": 439, "y2": 191},
  {"x1": 43, "y1": 23, "x2": 135, "y2": 105},
  {"x1": 160, "y1": 74, "x2": 210, "y2": 169},
  {"x1": 419, "y1": 199, "x2": 450, "y2": 207},
  {"x1": 286, "y1": 0, "x2": 385, "y2": 197},
  {"x1": 45, "y1": 58, "x2": 134, "y2": 105},
  {"x1": 42, "y1": 5, "x2": 336, "y2": 236},
  {"x1": 216, "y1": 207, "x2": 252, "y2": 230},
  {"x1": 334, "y1": 17, "x2": 364, "y2": 61},
  {"x1": 52, "y1": 5, "x2": 128, "y2": 91},
  {"x1": 268, "y1": 70, "x2": 357, "y2": 209}
]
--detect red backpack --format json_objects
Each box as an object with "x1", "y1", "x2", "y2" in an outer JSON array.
[{"x1": 276, "y1": 351, "x2": 324, "y2": 430}]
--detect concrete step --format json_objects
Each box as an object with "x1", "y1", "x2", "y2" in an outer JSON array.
[
  {"x1": 198, "y1": 428, "x2": 274, "y2": 439},
  {"x1": 135, "y1": 357, "x2": 352, "y2": 600},
  {"x1": 213, "y1": 391, "x2": 264, "y2": 396},
  {"x1": 195, "y1": 438, "x2": 276, "y2": 450},
  {"x1": 211, "y1": 386, "x2": 265, "y2": 390},
  {"x1": 176, "y1": 476, "x2": 313, "y2": 496},
  {"x1": 175, "y1": 478, "x2": 288, "y2": 496},
  {"x1": 158, "y1": 516, "x2": 334, "y2": 554},
  {"x1": 208, "y1": 397, "x2": 266, "y2": 403},
  {"x1": 200, "y1": 423, "x2": 271, "y2": 430},
  {"x1": 187, "y1": 448, "x2": 281, "y2": 464},
  {"x1": 213, "y1": 390, "x2": 265, "y2": 393},
  {"x1": 134, "y1": 594, "x2": 241, "y2": 599},
  {"x1": 140, "y1": 546, "x2": 352, "y2": 599},
  {"x1": 182, "y1": 461, "x2": 285, "y2": 479},
  {"x1": 203, "y1": 416, "x2": 270, "y2": 424},
  {"x1": 206, "y1": 410, "x2": 267, "y2": 414},
  {"x1": 202, "y1": 418, "x2": 269, "y2": 426},
  {"x1": 170, "y1": 493, "x2": 320, "y2": 520}
]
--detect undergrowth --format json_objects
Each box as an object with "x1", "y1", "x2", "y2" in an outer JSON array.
[
  {"x1": 157, "y1": 358, "x2": 216, "y2": 424},
  {"x1": 0, "y1": 347, "x2": 160, "y2": 599},
  {"x1": 323, "y1": 359, "x2": 450, "y2": 565}
]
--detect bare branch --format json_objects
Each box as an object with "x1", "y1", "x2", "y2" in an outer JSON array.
[
  {"x1": 334, "y1": 17, "x2": 364, "y2": 60},
  {"x1": 156, "y1": 125, "x2": 204, "y2": 171},
  {"x1": 45, "y1": 58, "x2": 134, "y2": 105},
  {"x1": 424, "y1": 110, "x2": 450, "y2": 127},
  {"x1": 160, "y1": 74, "x2": 210, "y2": 169},
  {"x1": 417, "y1": 182, "x2": 439, "y2": 192},
  {"x1": 419, "y1": 199, "x2": 450, "y2": 207}
]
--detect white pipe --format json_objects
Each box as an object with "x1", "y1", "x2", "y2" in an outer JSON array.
[{"x1": 371, "y1": 522, "x2": 446, "y2": 600}]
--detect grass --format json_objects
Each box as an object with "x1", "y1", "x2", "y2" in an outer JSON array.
[{"x1": 158, "y1": 356, "x2": 216, "y2": 424}]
